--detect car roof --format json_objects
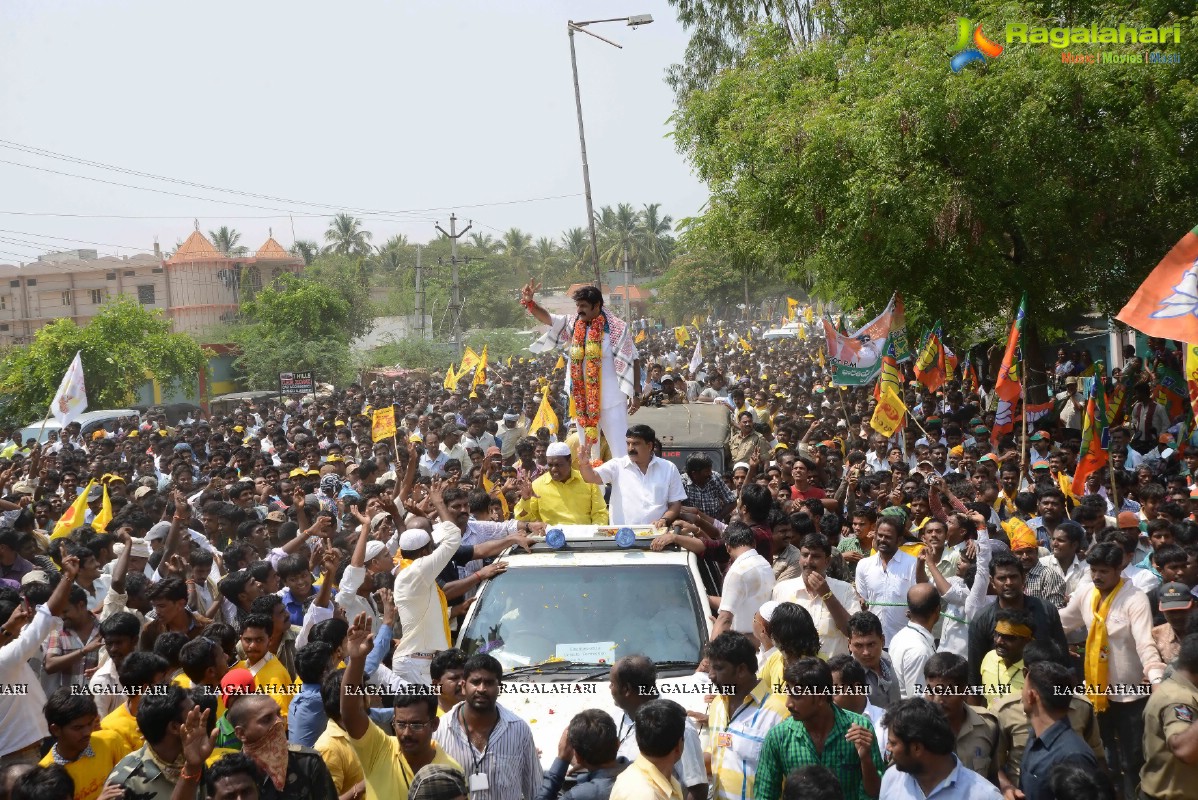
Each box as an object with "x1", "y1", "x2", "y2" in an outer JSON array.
[
  {"x1": 631, "y1": 404, "x2": 730, "y2": 448},
  {"x1": 498, "y1": 548, "x2": 692, "y2": 567}
]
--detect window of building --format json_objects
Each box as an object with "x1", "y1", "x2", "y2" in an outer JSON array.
[
  {"x1": 61, "y1": 291, "x2": 72, "y2": 306},
  {"x1": 0, "y1": 295, "x2": 6, "y2": 310},
  {"x1": 0, "y1": 324, "x2": 8, "y2": 332},
  {"x1": 124, "y1": 270, "x2": 135, "y2": 277},
  {"x1": 8, "y1": 280, "x2": 18, "y2": 288},
  {"x1": 90, "y1": 289, "x2": 106, "y2": 305},
  {"x1": 26, "y1": 279, "x2": 35, "y2": 286},
  {"x1": 152, "y1": 267, "x2": 164, "y2": 274},
  {"x1": 137, "y1": 284, "x2": 156, "y2": 305},
  {"x1": 106, "y1": 272, "x2": 116, "y2": 281},
  {"x1": 243, "y1": 266, "x2": 262, "y2": 300}
]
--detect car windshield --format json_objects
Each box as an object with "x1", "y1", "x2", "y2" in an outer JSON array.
[{"x1": 458, "y1": 564, "x2": 705, "y2": 672}]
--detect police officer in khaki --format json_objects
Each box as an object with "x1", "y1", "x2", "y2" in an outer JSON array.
[
  {"x1": 1141, "y1": 632, "x2": 1198, "y2": 800},
  {"x1": 992, "y1": 642, "x2": 1105, "y2": 787},
  {"x1": 921, "y1": 652, "x2": 999, "y2": 780}
]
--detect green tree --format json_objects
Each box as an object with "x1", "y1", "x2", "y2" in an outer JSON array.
[
  {"x1": 293, "y1": 254, "x2": 375, "y2": 340},
  {"x1": 324, "y1": 213, "x2": 373, "y2": 258},
  {"x1": 596, "y1": 203, "x2": 642, "y2": 272},
  {"x1": 290, "y1": 240, "x2": 320, "y2": 266},
  {"x1": 533, "y1": 237, "x2": 560, "y2": 285},
  {"x1": 500, "y1": 228, "x2": 534, "y2": 284},
  {"x1": 671, "y1": 1, "x2": 1198, "y2": 341},
  {"x1": 209, "y1": 226, "x2": 247, "y2": 256},
  {"x1": 468, "y1": 232, "x2": 499, "y2": 254},
  {"x1": 636, "y1": 203, "x2": 675, "y2": 274},
  {"x1": 0, "y1": 296, "x2": 211, "y2": 426},
  {"x1": 560, "y1": 227, "x2": 589, "y2": 281},
  {"x1": 373, "y1": 235, "x2": 410, "y2": 275}
]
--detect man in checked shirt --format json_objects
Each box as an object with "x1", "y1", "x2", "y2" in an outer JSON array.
[{"x1": 681, "y1": 455, "x2": 737, "y2": 521}]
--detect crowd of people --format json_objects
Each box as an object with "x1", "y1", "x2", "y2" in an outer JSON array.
[{"x1": 1, "y1": 283, "x2": 1197, "y2": 800}]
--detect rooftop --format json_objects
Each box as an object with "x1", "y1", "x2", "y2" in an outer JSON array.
[{"x1": 0, "y1": 252, "x2": 161, "y2": 277}]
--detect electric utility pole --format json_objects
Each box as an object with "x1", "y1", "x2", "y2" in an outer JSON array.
[
  {"x1": 414, "y1": 244, "x2": 425, "y2": 340},
  {"x1": 435, "y1": 213, "x2": 472, "y2": 359}
]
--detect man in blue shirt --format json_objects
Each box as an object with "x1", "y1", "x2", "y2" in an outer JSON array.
[
  {"x1": 288, "y1": 641, "x2": 334, "y2": 746},
  {"x1": 1013, "y1": 661, "x2": 1098, "y2": 800},
  {"x1": 880, "y1": 698, "x2": 1002, "y2": 799}
]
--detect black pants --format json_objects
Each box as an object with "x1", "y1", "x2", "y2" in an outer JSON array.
[{"x1": 1098, "y1": 697, "x2": 1148, "y2": 800}]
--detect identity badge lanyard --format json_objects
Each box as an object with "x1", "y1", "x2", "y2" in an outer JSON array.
[{"x1": 460, "y1": 707, "x2": 497, "y2": 794}]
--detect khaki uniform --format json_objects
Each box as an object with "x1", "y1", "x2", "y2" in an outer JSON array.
[
  {"x1": 994, "y1": 693, "x2": 1106, "y2": 783},
  {"x1": 1141, "y1": 671, "x2": 1198, "y2": 799},
  {"x1": 955, "y1": 704, "x2": 999, "y2": 780}
]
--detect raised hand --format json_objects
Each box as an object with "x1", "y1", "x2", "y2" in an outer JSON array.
[
  {"x1": 180, "y1": 704, "x2": 216, "y2": 768},
  {"x1": 59, "y1": 554, "x2": 80, "y2": 582},
  {"x1": 346, "y1": 612, "x2": 375, "y2": 660},
  {"x1": 520, "y1": 280, "x2": 541, "y2": 306}
]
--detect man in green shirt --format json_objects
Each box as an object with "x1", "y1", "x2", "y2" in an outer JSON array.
[{"x1": 753, "y1": 657, "x2": 882, "y2": 800}]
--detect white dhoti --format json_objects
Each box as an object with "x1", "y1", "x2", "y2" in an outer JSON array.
[{"x1": 600, "y1": 402, "x2": 629, "y2": 458}]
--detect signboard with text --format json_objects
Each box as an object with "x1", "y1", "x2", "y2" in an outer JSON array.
[{"x1": 279, "y1": 371, "x2": 315, "y2": 396}]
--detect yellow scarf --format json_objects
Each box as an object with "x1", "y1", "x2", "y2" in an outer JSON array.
[
  {"x1": 399, "y1": 558, "x2": 452, "y2": 646},
  {"x1": 1085, "y1": 579, "x2": 1123, "y2": 713}
]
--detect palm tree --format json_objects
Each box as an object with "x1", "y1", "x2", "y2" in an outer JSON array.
[
  {"x1": 323, "y1": 213, "x2": 373, "y2": 258},
  {"x1": 533, "y1": 237, "x2": 559, "y2": 286},
  {"x1": 374, "y1": 235, "x2": 409, "y2": 273},
  {"x1": 500, "y1": 228, "x2": 534, "y2": 284},
  {"x1": 209, "y1": 226, "x2": 247, "y2": 256},
  {"x1": 560, "y1": 227, "x2": 588, "y2": 279},
  {"x1": 290, "y1": 240, "x2": 320, "y2": 266},
  {"x1": 636, "y1": 203, "x2": 675, "y2": 274},
  {"x1": 468, "y1": 232, "x2": 499, "y2": 254},
  {"x1": 596, "y1": 203, "x2": 640, "y2": 272}
]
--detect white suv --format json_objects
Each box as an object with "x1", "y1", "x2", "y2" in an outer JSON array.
[{"x1": 455, "y1": 527, "x2": 719, "y2": 769}]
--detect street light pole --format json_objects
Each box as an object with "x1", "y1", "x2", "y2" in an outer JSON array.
[
  {"x1": 566, "y1": 14, "x2": 653, "y2": 293},
  {"x1": 568, "y1": 25, "x2": 602, "y2": 291}
]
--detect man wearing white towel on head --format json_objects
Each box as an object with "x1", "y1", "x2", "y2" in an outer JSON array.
[{"x1": 521, "y1": 281, "x2": 641, "y2": 462}]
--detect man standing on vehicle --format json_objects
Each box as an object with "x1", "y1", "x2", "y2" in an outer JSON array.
[
  {"x1": 522, "y1": 281, "x2": 641, "y2": 461},
  {"x1": 578, "y1": 425, "x2": 687, "y2": 527}
]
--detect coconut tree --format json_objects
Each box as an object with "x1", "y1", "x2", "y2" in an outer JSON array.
[
  {"x1": 209, "y1": 226, "x2": 247, "y2": 256},
  {"x1": 636, "y1": 203, "x2": 675, "y2": 274},
  {"x1": 499, "y1": 228, "x2": 534, "y2": 284},
  {"x1": 560, "y1": 227, "x2": 588, "y2": 280},
  {"x1": 374, "y1": 235, "x2": 410, "y2": 274},
  {"x1": 596, "y1": 203, "x2": 641, "y2": 272},
  {"x1": 533, "y1": 237, "x2": 560, "y2": 286},
  {"x1": 468, "y1": 232, "x2": 499, "y2": 254},
  {"x1": 323, "y1": 213, "x2": 373, "y2": 258},
  {"x1": 290, "y1": 240, "x2": 320, "y2": 266}
]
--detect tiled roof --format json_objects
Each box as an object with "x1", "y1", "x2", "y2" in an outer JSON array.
[
  {"x1": 168, "y1": 230, "x2": 220, "y2": 264},
  {"x1": 255, "y1": 237, "x2": 293, "y2": 260}
]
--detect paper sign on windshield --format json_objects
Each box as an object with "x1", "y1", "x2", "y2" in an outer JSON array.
[{"x1": 556, "y1": 641, "x2": 617, "y2": 664}]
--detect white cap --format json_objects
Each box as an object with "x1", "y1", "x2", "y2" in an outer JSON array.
[
  {"x1": 364, "y1": 540, "x2": 389, "y2": 562},
  {"x1": 545, "y1": 442, "x2": 571, "y2": 458},
  {"x1": 757, "y1": 600, "x2": 781, "y2": 622},
  {"x1": 113, "y1": 538, "x2": 152, "y2": 559},
  {"x1": 21, "y1": 570, "x2": 49, "y2": 586},
  {"x1": 145, "y1": 521, "x2": 172, "y2": 542},
  {"x1": 369, "y1": 512, "x2": 391, "y2": 531},
  {"x1": 398, "y1": 529, "x2": 431, "y2": 552},
  {"x1": 133, "y1": 486, "x2": 154, "y2": 500}
]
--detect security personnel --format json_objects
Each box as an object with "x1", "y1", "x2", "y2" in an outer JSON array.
[{"x1": 1141, "y1": 632, "x2": 1198, "y2": 800}]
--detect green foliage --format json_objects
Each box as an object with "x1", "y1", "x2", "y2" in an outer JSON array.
[
  {"x1": 0, "y1": 296, "x2": 211, "y2": 427},
  {"x1": 300, "y1": 254, "x2": 375, "y2": 340},
  {"x1": 671, "y1": 0, "x2": 1198, "y2": 336},
  {"x1": 652, "y1": 249, "x2": 791, "y2": 324},
  {"x1": 360, "y1": 329, "x2": 535, "y2": 372},
  {"x1": 232, "y1": 334, "x2": 354, "y2": 390}
]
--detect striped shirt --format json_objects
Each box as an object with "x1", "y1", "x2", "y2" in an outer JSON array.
[
  {"x1": 707, "y1": 679, "x2": 791, "y2": 800},
  {"x1": 433, "y1": 702, "x2": 542, "y2": 800}
]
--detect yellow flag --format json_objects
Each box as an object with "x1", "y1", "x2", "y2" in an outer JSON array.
[
  {"x1": 674, "y1": 326, "x2": 690, "y2": 346},
  {"x1": 804, "y1": 305, "x2": 814, "y2": 324},
  {"x1": 554, "y1": 354, "x2": 565, "y2": 371},
  {"x1": 870, "y1": 386, "x2": 909, "y2": 437},
  {"x1": 1186, "y1": 343, "x2": 1198, "y2": 420},
  {"x1": 443, "y1": 364, "x2": 459, "y2": 391},
  {"x1": 372, "y1": 407, "x2": 397, "y2": 442},
  {"x1": 52, "y1": 480, "x2": 94, "y2": 539},
  {"x1": 460, "y1": 346, "x2": 481, "y2": 374},
  {"x1": 635, "y1": 330, "x2": 646, "y2": 344},
  {"x1": 787, "y1": 297, "x2": 799, "y2": 321},
  {"x1": 506, "y1": 356, "x2": 513, "y2": 368},
  {"x1": 92, "y1": 485, "x2": 113, "y2": 533},
  {"x1": 471, "y1": 345, "x2": 488, "y2": 393},
  {"x1": 817, "y1": 348, "x2": 826, "y2": 369},
  {"x1": 797, "y1": 326, "x2": 807, "y2": 341},
  {"x1": 692, "y1": 314, "x2": 702, "y2": 328},
  {"x1": 738, "y1": 337, "x2": 752, "y2": 352},
  {"x1": 530, "y1": 387, "x2": 559, "y2": 435}
]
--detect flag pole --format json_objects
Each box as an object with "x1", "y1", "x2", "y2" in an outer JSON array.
[
  {"x1": 35, "y1": 405, "x2": 53, "y2": 446},
  {"x1": 1019, "y1": 364, "x2": 1029, "y2": 480}
]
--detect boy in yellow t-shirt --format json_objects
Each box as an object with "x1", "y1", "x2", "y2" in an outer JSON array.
[
  {"x1": 232, "y1": 612, "x2": 294, "y2": 719},
  {"x1": 101, "y1": 650, "x2": 171, "y2": 753},
  {"x1": 39, "y1": 688, "x2": 131, "y2": 800}
]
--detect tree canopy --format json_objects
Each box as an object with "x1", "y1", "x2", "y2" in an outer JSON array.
[
  {"x1": 0, "y1": 296, "x2": 211, "y2": 427},
  {"x1": 670, "y1": 0, "x2": 1198, "y2": 336}
]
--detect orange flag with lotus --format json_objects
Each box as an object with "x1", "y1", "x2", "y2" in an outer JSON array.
[{"x1": 1117, "y1": 226, "x2": 1198, "y2": 342}]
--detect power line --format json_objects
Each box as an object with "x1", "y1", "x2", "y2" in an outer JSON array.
[{"x1": 0, "y1": 228, "x2": 148, "y2": 251}]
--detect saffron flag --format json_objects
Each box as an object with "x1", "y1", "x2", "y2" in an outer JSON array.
[
  {"x1": 52, "y1": 480, "x2": 94, "y2": 539},
  {"x1": 995, "y1": 293, "x2": 1027, "y2": 403},
  {"x1": 635, "y1": 330, "x2": 646, "y2": 344},
  {"x1": 529, "y1": 387, "x2": 559, "y2": 435},
  {"x1": 1072, "y1": 376, "x2": 1110, "y2": 496},
  {"x1": 960, "y1": 353, "x2": 979, "y2": 394},
  {"x1": 674, "y1": 326, "x2": 690, "y2": 346},
  {"x1": 92, "y1": 485, "x2": 113, "y2": 533},
  {"x1": 913, "y1": 324, "x2": 947, "y2": 392},
  {"x1": 371, "y1": 407, "x2": 397, "y2": 442},
  {"x1": 1116, "y1": 225, "x2": 1198, "y2": 342},
  {"x1": 50, "y1": 350, "x2": 88, "y2": 426},
  {"x1": 991, "y1": 399, "x2": 1015, "y2": 449},
  {"x1": 870, "y1": 386, "x2": 909, "y2": 438},
  {"x1": 459, "y1": 346, "x2": 481, "y2": 374}
]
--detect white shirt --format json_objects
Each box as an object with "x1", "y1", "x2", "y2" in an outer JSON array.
[
  {"x1": 89, "y1": 657, "x2": 126, "y2": 718},
  {"x1": 888, "y1": 622, "x2": 937, "y2": 699},
  {"x1": 391, "y1": 521, "x2": 462, "y2": 662},
  {"x1": 856, "y1": 550, "x2": 921, "y2": 645},
  {"x1": 594, "y1": 455, "x2": 688, "y2": 526},
  {"x1": 772, "y1": 575, "x2": 861, "y2": 659},
  {"x1": 0, "y1": 604, "x2": 61, "y2": 756},
  {"x1": 719, "y1": 550, "x2": 775, "y2": 634},
  {"x1": 334, "y1": 564, "x2": 383, "y2": 635},
  {"x1": 1040, "y1": 553, "x2": 1089, "y2": 598},
  {"x1": 618, "y1": 711, "x2": 707, "y2": 790}
]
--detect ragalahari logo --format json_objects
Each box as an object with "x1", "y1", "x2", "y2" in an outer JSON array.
[{"x1": 951, "y1": 18, "x2": 1004, "y2": 72}]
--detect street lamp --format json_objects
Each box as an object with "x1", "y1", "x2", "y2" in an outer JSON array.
[{"x1": 567, "y1": 13, "x2": 653, "y2": 292}]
